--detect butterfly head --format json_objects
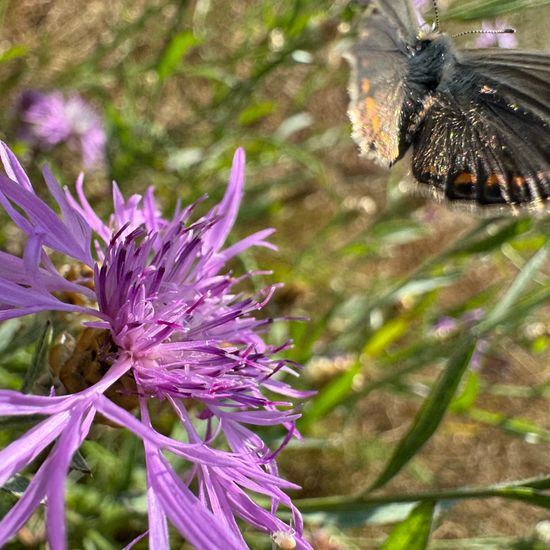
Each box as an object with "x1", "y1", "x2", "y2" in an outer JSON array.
[
  {"x1": 406, "y1": 32, "x2": 457, "y2": 93},
  {"x1": 416, "y1": 20, "x2": 439, "y2": 41}
]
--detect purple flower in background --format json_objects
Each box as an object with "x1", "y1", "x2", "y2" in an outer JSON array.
[
  {"x1": 475, "y1": 19, "x2": 518, "y2": 49},
  {"x1": 432, "y1": 309, "x2": 487, "y2": 370},
  {"x1": 0, "y1": 143, "x2": 312, "y2": 550},
  {"x1": 432, "y1": 309, "x2": 484, "y2": 339},
  {"x1": 15, "y1": 90, "x2": 106, "y2": 169},
  {"x1": 432, "y1": 316, "x2": 458, "y2": 339},
  {"x1": 470, "y1": 339, "x2": 489, "y2": 371}
]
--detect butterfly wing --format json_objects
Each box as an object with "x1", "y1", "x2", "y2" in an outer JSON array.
[
  {"x1": 346, "y1": 1, "x2": 419, "y2": 167},
  {"x1": 462, "y1": 49, "x2": 550, "y2": 123},
  {"x1": 373, "y1": 0, "x2": 420, "y2": 43},
  {"x1": 411, "y1": 50, "x2": 550, "y2": 206}
]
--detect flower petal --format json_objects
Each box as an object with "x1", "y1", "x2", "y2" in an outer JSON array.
[
  {"x1": 42, "y1": 165, "x2": 93, "y2": 264},
  {"x1": 204, "y1": 148, "x2": 245, "y2": 252},
  {"x1": 0, "y1": 462, "x2": 49, "y2": 547},
  {"x1": 145, "y1": 446, "x2": 245, "y2": 550},
  {"x1": 0, "y1": 142, "x2": 33, "y2": 191},
  {"x1": 46, "y1": 406, "x2": 95, "y2": 550},
  {"x1": 0, "y1": 173, "x2": 91, "y2": 264},
  {"x1": 0, "y1": 412, "x2": 72, "y2": 486}
]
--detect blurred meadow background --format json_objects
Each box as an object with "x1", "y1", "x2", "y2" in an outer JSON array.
[{"x1": 0, "y1": 0, "x2": 550, "y2": 548}]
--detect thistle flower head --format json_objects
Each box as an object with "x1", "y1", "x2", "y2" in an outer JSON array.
[
  {"x1": 15, "y1": 90, "x2": 106, "y2": 169},
  {"x1": 0, "y1": 143, "x2": 312, "y2": 549}
]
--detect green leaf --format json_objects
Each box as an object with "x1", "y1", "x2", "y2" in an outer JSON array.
[
  {"x1": 296, "y1": 475, "x2": 550, "y2": 519},
  {"x1": 0, "y1": 319, "x2": 23, "y2": 357},
  {"x1": 476, "y1": 241, "x2": 550, "y2": 334},
  {"x1": 449, "y1": 219, "x2": 531, "y2": 256},
  {"x1": 70, "y1": 451, "x2": 91, "y2": 475},
  {"x1": 302, "y1": 502, "x2": 419, "y2": 528},
  {"x1": 369, "y1": 336, "x2": 477, "y2": 491},
  {"x1": 497, "y1": 487, "x2": 550, "y2": 508},
  {"x1": 0, "y1": 45, "x2": 27, "y2": 65},
  {"x1": 1, "y1": 474, "x2": 30, "y2": 495},
  {"x1": 83, "y1": 531, "x2": 119, "y2": 550},
  {"x1": 362, "y1": 317, "x2": 409, "y2": 357},
  {"x1": 238, "y1": 101, "x2": 276, "y2": 126},
  {"x1": 468, "y1": 408, "x2": 550, "y2": 443},
  {"x1": 446, "y1": 0, "x2": 550, "y2": 20},
  {"x1": 380, "y1": 501, "x2": 436, "y2": 550},
  {"x1": 20, "y1": 321, "x2": 52, "y2": 394},
  {"x1": 369, "y1": 218, "x2": 426, "y2": 246},
  {"x1": 156, "y1": 30, "x2": 200, "y2": 80},
  {"x1": 449, "y1": 371, "x2": 480, "y2": 413},
  {"x1": 393, "y1": 274, "x2": 460, "y2": 302}
]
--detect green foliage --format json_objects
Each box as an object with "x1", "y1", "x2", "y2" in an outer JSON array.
[
  {"x1": 369, "y1": 336, "x2": 477, "y2": 492},
  {"x1": 380, "y1": 501, "x2": 435, "y2": 550},
  {"x1": 446, "y1": 0, "x2": 550, "y2": 20},
  {"x1": 156, "y1": 31, "x2": 201, "y2": 81}
]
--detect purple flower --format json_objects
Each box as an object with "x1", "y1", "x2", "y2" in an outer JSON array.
[
  {"x1": 432, "y1": 309, "x2": 487, "y2": 370},
  {"x1": 432, "y1": 309, "x2": 485, "y2": 339},
  {"x1": 432, "y1": 316, "x2": 457, "y2": 339},
  {"x1": 475, "y1": 19, "x2": 518, "y2": 49},
  {"x1": 15, "y1": 90, "x2": 106, "y2": 169},
  {"x1": 470, "y1": 339, "x2": 489, "y2": 371},
  {"x1": 0, "y1": 143, "x2": 313, "y2": 550}
]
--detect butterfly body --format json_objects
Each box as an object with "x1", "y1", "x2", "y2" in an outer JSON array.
[
  {"x1": 347, "y1": 0, "x2": 550, "y2": 208},
  {"x1": 395, "y1": 33, "x2": 457, "y2": 160}
]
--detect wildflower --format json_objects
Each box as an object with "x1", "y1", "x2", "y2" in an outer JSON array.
[
  {"x1": 470, "y1": 339, "x2": 489, "y2": 371},
  {"x1": 0, "y1": 143, "x2": 312, "y2": 549},
  {"x1": 475, "y1": 19, "x2": 518, "y2": 49},
  {"x1": 15, "y1": 90, "x2": 106, "y2": 169},
  {"x1": 432, "y1": 316, "x2": 458, "y2": 339},
  {"x1": 432, "y1": 309, "x2": 487, "y2": 369}
]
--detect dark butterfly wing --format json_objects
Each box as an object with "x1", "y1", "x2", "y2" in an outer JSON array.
[
  {"x1": 462, "y1": 49, "x2": 550, "y2": 122},
  {"x1": 346, "y1": 5, "x2": 413, "y2": 167},
  {"x1": 372, "y1": 0, "x2": 419, "y2": 43},
  {"x1": 411, "y1": 52, "x2": 550, "y2": 207},
  {"x1": 463, "y1": 49, "x2": 550, "y2": 72}
]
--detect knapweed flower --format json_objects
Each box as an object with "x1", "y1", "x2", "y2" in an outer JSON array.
[
  {"x1": 475, "y1": 19, "x2": 518, "y2": 49},
  {"x1": 15, "y1": 90, "x2": 106, "y2": 169},
  {"x1": 0, "y1": 142, "x2": 312, "y2": 549}
]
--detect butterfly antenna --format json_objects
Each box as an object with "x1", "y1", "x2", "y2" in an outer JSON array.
[
  {"x1": 431, "y1": 0, "x2": 440, "y2": 30},
  {"x1": 452, "y1": 28, "x2": 516, "y2": 39}
]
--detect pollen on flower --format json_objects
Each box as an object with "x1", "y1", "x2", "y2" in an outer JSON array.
[{"x1": 272, "y1": 530, "x2": 297, "y2": 549}]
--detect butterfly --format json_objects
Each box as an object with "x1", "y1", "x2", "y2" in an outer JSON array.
[{"x1": 346, "y1": 0, "x2": 550, "y2": 209}]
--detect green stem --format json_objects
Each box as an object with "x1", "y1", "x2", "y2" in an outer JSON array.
[{"x1": 296, "y1": 475, "x2": 550, "y2": 512}]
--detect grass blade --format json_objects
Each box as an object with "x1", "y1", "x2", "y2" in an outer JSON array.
[
  {"x1": 20, "y1": 320, "x2": 52, "y2": 394},
  {"x1": 477, "y1": 240, "x2": 550, "y2": 334},
  {"x1": 369, "y1": 336, "x2": 477, "y2": 491},
  {"x1": 380, "y1": 501, "x2": 436, "y2": 550}
]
